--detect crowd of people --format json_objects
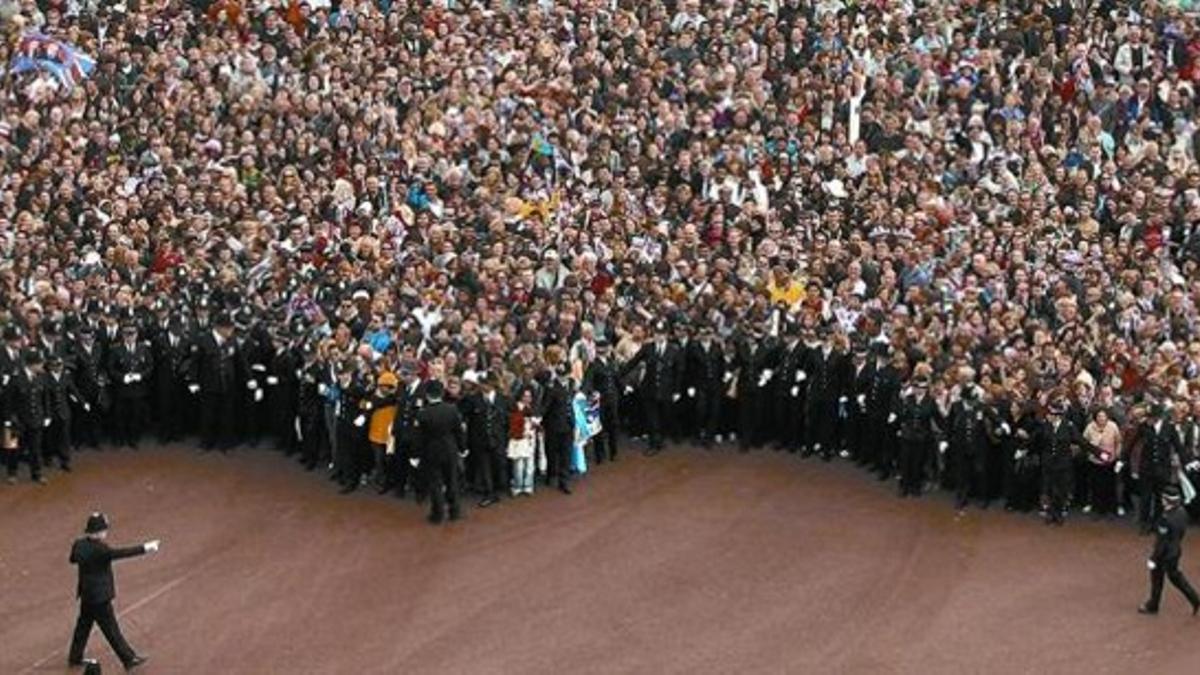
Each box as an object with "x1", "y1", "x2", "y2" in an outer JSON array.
[{"x1": 2, "y1": 0, "x2": 1200, "y2": 527}]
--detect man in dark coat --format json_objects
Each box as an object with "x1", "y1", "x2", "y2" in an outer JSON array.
[
  {"x1": 67, "y1": 512, "x2": 157, "y2": 669},
  {"x1": 1138, "y1": 485, "x2": 1200, "y2": 616},
  {"x1": 411, "y1": 380, "x2": 468, "y2": 524},
  {"x1": 106, "y1": 324, "x2": 153, "y2": 448},
  {"x1": 621, "y1": 321, "x2": 681, "y2": 455},
  {"x1": 867, "y1": 344, "x2": 902, "y2": 480},
  {"x1": 150, "y1": 317, "x2": 190, "y2": 444},
  {"x1": 1134, "y1": 402, "x2": 1185, "y2": 534},
  {"x1": 804, "y1": 326, "x2": 845, "y2": 460},
  {"x1": 1037, "y1": 400, "x2": 1086, "y2": 525},
  {"x1": 540, "y1": 360, "x2": 576, "y2": 494},
  {"x1": 583, "y1": 338, "x2": 622, "y2": 461},
  {"x1": 947, "y1": 384, "x2": 992, "y2": 511},
  {"x1": 895, "y1": 374, "x2": 939, "y2": 497},
  {"x1": 735, "y1": 323, "x2": 777, "y2": 452},
  {"x1": 773, "y1": 323, "x2": 808, "y2": 453},
  {"x1": 844, "y1": 342, "x2": 874, "y2": 464},
  {"x1": 5, "y1": 348, "x2": 48, "y2": 484},
  {"x1": 189, "y1": 312, "x2": 239, "y2": 451},
  {"x1": 463, "y1": 371, "x2": 509, "y2": 508},
  {"x1": 43, "y1": 354, "x2": 76, "y2": 471},
  {"x1": 70, "y1": 326, "x2": 107, "y2": 449}
]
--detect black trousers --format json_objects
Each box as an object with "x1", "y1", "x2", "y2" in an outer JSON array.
[
  {"x1": 1043, "y1": 465, "x2": 1073, "y2": 520},
  {"x1": 44, "y1": 418, "x2": 72, "y2": 468},
  {"x1": 1146, "y1": 555, "x2": 1200, "y2": 611},
  {"x1": 1088, "y1": 462, "x2": 1117, "y2": 515},
  {"x1": 69, "y1": 600, "x2": 137, "y2": 666},
  {"x1": 72, "y1": 401, "x2": 101, "y2": 449},
  {"x1": 899, "y1": 438, "x2": 928, "y2": 495},
  {"x1": 593, "y1": 405, "x2": 619, "y2": 461},
  {"x1": 113, "y1": 395, "x2": 147, "y2": 447},
  {"x1": 806, "y1": 398, "x2": 837, "y2": 455},
  {"x1": 6, "y1": 428, "x2": 43, "y2": 480},
  {"x1": 154, "y1": 385, "x2": 186, "y2": 443},
  {"x1": 1139, "y1": 475, "x2": 1169, "y2": 530},
  {"x1": 643, "y1": 398, "x2": 670, "y2": 450},
  {"x1": 737, "y1": 389, "x2": 763, "y2": 449},
  {"x1": 955, "y1": 448, "x2": 982, "y2": 508},
  {"x1": 199, "y1": 391, "x2": 237, "y2": 449},
  {"x1": 869, "y1": 417, "x2": 892, "y2": 476},
  {"x1": 471, "y1": 443, "x2": 507, "y2": 498},
  {"x1": 424, "y1": 454, "x2": 462, "y2": 521},
  {"x1": 545, "y1": 428, "x2": 572, "y2": 488}
]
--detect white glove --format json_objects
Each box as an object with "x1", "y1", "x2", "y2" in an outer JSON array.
[
  {"x1": 999, "y1": 422, "x2": 1011, "y2": 435},
  {"x1": 791, "y1": 386, "x2": 799, "y2": 397},
  {"x1": 266, "y1": 376, "x2": 279, "y2": 386},
  {"x1": 672, "y1": 394, "x2": 681, "y2": 402},
  {"x1": 761, "y1": 369, "x2": 774, "y2": 383},
  {"x1": 353, "y1": 415, "x2": 366, "y2": 428},
  {"x1": 82, "y1": 402, "x2": 91, "y2": 412},
  {"x1": 1014, "y1": 450, "x2": 1026, "y2": 460},
  {"x1": 624, "y1": 385, "x2": 634, "y2": 394},
  {"x1": 2, "y1": 420, "x2": 9, "y2": 428},
  {"x1": 687, "y1": 387, "x2": 696, "y2": 398},
  {"x1": 1187, "y1": 461, "x2": 1200, "y2": 472},
  {"x1": 385, "y1": 438, "x2": 396, "y2": 456},
  {"x1": 723, "y1": 372, "x2": 733, "y2": 383},
  {"x1": 409, "y1": 458, "x2": 420, "y2": 468},
  {"x1": 363, "y1": 401, "x2": 373, "y2": 410},
  {"x1": 1115, "y1": 461, "x2": 1124, "y2": 474},
  {"x1": 188, "y1": 384, "x2": 200, "y2": 394},
  {"x1": 1, "y1": 374, "x2": 7, "y2": 386},
  {"x1": 247, "y1": 380, "x2": 258, "y2": 391},
  {"x1": 43, "y1": 417, "x2": 52, "y2": 428},
  {"x1": 145, "y1": 540, "x2": 160, "y2": 553},
  {"x1": 857, "y1": 394, "x2": 866, "y2": 407},
  {"x1": 123, "y1": 373, "x2": 134, "y2": 385},
  {"x1": 887, "y1": 413, "x2": 897, "y2": 424},
  {"x1": 938, "y1": 441, "x2": 949, "y2": 454},
  {"x1": 251, "y1": 364, "x2": 267, "y2": 373},
  {"x1": 131, "y1": 372, "x2": 142, "y2": 383},
  {"x1": 318, "y1": 384, "x2": 328, "y2": 395},
  {"x1": 458, "y1": 450, "x2": 469, "y2": 459},
  {"x1": 796, "y1": 371, "x2": 807, "y2": 382},
  {"x1": 254, "y1": 388, "x2": 264, "y2": 403},
  {"x1": 1147, "y1": 560, "x2": 1156, "y2": 570}
]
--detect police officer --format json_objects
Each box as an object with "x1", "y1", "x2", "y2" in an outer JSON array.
[
  {"x1": 266, "y1": 327, "x2": 302, "y2": 455},
  {"x1": 947, "y1": 383, "x2": 990, "y2": 512},
  {"x1": 150, "y1": 316, "x2": 190, "y2": 444},
  {"x1": 736, "y1": 323, "x2": 775, "y2": 452},
  {"x1": 583, "y1": 337, "x2": 622, "y2": 461},
  {"x1": 804, "y1": 325, "x2": 844, "y2": 461},
  {"x1": 685, "y1": 326, "x2": 724, "y2": 449},
  {"x1": 5, "y1": 348, "x2": 48, "y2": 484},
  {"x1": 866, "y1": 343, "x2": 901, "y2": 480},
  {"x1": 333, "y1": 361, "x2": 369, "y2": 494},
  {"x1": 895, "y1": 374, "x2": 939, "y2": 497},
  {"x1": 774, "y1": 322, "x2": 807, "y2": 453},
  {"x1": 296, "y1": 342, "x2": 325, "y2": 471},
  {"x1": 1134, "y1": 401, "x2": 1185, "y2": 534},
  {"x1": 67, "y1": 512, "x2": 157, "y2": 670},
  {"x1": 69, "y1": 326, "x2": 106, "y2": 449},
  {"x1": 844, "y1": 342, "x2": 873, "y2": 464},
  {"x1": 389, "y1": 361, "x2": 427, "y2": 499},
  {"x1": 622, "y1": 321, "x2": 681, "y2": 455},
  {"x1": 463, "y1": 371, "x2": 509, "y2": 507},
  {"x1": 1038, "y1": 400, "x2": 1085, "y2": 526},
  {"x1": 410, "y1": 380, "x2": 468, "y2": 524},
  {"x1": 107, "y1": 323, "x2": 153, "y2": 448},
  {"x1": 1138, "y1": 484, "x2": 1200, "y2": 616},
  {"x1": 190, "y1": 312, "x2": 239, "y2": 451},
  {"x1": 43, "y1": 354, "x2": 76, "y2": 471}
]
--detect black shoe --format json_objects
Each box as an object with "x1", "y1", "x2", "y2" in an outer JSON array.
[
  {"x1": 1138, "y1": 604, "x2": 1158, "y2": 615},
  {"x1": 126, "y1": 654, "x2": 148, "y2": 670},
  {"x1": 478, "y1": 496, "x2": 498, "y2": 508},
  {"x1": 448, "y1": 509, "x2": 462, "y2": 522},
  {"x1": 559, "y1": 484, "x2": 572, "y2": 495},
  {"x1": 427, "y1": 513, "x2": 444, "y2": 525},
  {"x1": 33, "y1": 475, "x2": 47, "y2": 484},
  {"x1": 338, "y1": 483, "x2": 358, "y2": 495}
]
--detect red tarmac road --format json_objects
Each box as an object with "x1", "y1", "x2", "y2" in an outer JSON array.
[{"x1": 1, "y1": 444, "x2": 1197, "y2": 674}]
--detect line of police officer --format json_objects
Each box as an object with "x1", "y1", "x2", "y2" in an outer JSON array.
[{"x1": 4, "y1": 306, "x2": 1199, "y2": 531}]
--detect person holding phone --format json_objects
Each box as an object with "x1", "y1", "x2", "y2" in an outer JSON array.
[{"x1": 68, "y1": 512, "x2": 159, "y2": 670}]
